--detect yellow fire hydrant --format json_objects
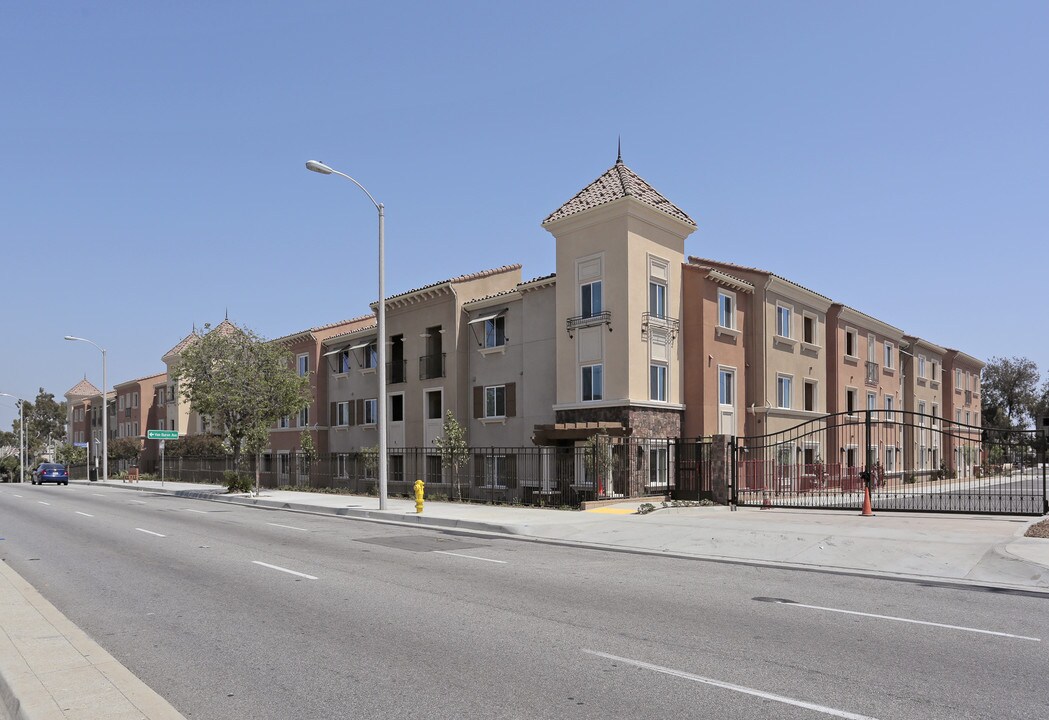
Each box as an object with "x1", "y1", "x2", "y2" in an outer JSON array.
[{"x1": 414, "y1": 479, "x2": 425, "y2": 514}]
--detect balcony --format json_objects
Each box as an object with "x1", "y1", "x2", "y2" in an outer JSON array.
[
  {"x1": 566, "y1": 310, "x2": 612, "y2": 338},
  {"x1": 387, "y1": 359, "x2": 407, "y2": 385},
  {"x1": 419, "y1": 353, "x2": 446, "y2": 380},
  {"x1": 965, "y1": 389, "x2": 972, "y2": 405},
  {"x1": 641, "y1": 312, "x2": 679, "y2": 344},
  {"x1": 865, "y1": 361, "x2": 879, "y2": 386}
]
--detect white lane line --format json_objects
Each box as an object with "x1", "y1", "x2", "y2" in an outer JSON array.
[
  {"x1": 267, "y1": 523, "x2": 309, "y2": 532},
  {"x1": 433, "y1": 551, "x2": 507, "y2": 564},
  {"x1": 92, "y1": 493, "x2": 106, "y2": 497},
  {"x1": 135, "y1": 528, "x2": 166, "y2": 537},
  {"x1": 13, "y1": 494, "x2": 23, "y2": 498},
  {"x1": 128, "y1": 500, "x2": 147, "y2": 505},
  {"x1": 76, "y1": 511, "x2": 94, "y2": 517},
  {"x1": 783, "y1": 602, "x2": 1041, "y2": 642},
  {"x1": 582, "y1": 650, "x2": 878, "y2": 720},
  {"x1": 252, "y1": 561, "x2": 317, "y2": 580},
  {"x1": 182, "y1": 509, "x2": 210, "y2": 514},
  {"x1": 37, "y1": 501, "x2": 51, "y2": 506}
]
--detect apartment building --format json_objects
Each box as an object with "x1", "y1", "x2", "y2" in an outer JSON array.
[
  {"x1": 323, "y1": 266, "x2": 525, "y2": 480},
  {"x1": 680, "y1": 262, "x2": 751, "y2": 438},
  {"x1": 112, "y1": 372, "x2": 166, "y2": 469},
  {"x1": 901, "y1": 335, "x2": 947, "y2": 473},
  {"x1": 943, "y1": 349, "x2": 985, "y2": 473},
  {"x1": 544, "y1": 155, "x2": 694, "y2": 441},
  {"x1": 64, "y1": 377, "x2": 99, "y2": 448}
]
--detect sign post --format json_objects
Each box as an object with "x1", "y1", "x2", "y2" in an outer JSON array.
[{"x1": 147, "y1": 430, "x2": 178, "y2": 485}]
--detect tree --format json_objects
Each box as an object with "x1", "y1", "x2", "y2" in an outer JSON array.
[
  {"x1": 981, "y1": 357, "x2": 1039, "y2": 430},
  {"x1": 108, "y1": 437, "x2": 141, "y2": 462},
  {"x1": 433, "y1": 410, "x2": 468, "y2": 500},
  {"x1": 55, "y1": 442, "x2": 86, "y2": 465},
  {"x1": 583, "y1": 430, "x2": 614, "y2": 495},
  {"x1": 172, "y1": 324, "x2": 311, "y2": 470},
  {"x1": 14, "y1": 389, "x2": 67, "y2": 457},
  {"x1": 164, "y1": 433, "x2": 226, "y2": 458}
]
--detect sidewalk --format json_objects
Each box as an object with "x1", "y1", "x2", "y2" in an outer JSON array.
[{"x1": 88, "y1": 479, "x2": 1049, "y2": 591}]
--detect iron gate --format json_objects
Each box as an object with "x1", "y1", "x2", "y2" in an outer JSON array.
[
  {"x1": 732, "y1": 411, "x2": 1049, "y2": 515},
  {"x1": 672, "y1": 437, "x2": 715, "y2": 501}
]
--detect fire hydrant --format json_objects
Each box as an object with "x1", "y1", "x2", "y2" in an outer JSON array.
[{"x1": 414, "y1": 479, "x2": 425, "y2": 514}]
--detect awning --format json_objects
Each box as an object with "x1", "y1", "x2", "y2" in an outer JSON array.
[
  {"x1": 467, "y1": 308, "x2": 507, "y2": 325},
  {"x1": 322, "y1": 340, "x2": 372, "y2": 357},
  {"x1": 531, "y1": 421, "x2": 633, "y2": 445}
]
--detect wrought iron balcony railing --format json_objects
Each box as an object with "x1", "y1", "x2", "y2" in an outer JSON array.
[
  {"x1": 865, "y1": 361, "x2": 879, "y2": 386},
  {"x1": 387, "y1": 360, "x2": 407, "y2": 384},
  {"x1": 641, "y1": 312, "x2": 679, "y2": 343},
  {"x1": 566, "y1": 310, "x2": 612, "y2": 337},
  {"x1": 419, "y1": 353, "x2": 446, "y2": 380}
]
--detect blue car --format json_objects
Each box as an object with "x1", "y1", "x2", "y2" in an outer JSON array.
[{"x1": 32, "y1": 463, "x2": 69, "y2": 485}]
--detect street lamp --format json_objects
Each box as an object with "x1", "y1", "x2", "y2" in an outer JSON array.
[
  {"x1": 305, "y1": 159, "x2": 388, "y2": 510},
  {"x1": 0, "y1": 393, "x2": 25, "y2": 483},
  {"x1": 64, "y1": 336, "x2": 108, "y2": 482}
]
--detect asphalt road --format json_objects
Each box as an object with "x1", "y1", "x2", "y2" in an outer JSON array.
[{"x1": 2, "y1": 483, "x2": 1047, "y2": 719}]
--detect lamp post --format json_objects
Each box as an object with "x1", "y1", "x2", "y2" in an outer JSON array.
[
  {"x1": 64, "y1": 336, "x2": 108, "y2": 482},
  {"x1": 0, "y1": 393, "x2": 25, "y2": 483},
  {"x1": 305, "y1": 159, "x2": 388, "y2": 510}
]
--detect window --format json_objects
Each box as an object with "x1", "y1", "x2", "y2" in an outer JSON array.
[
  {"x1": 885, "y1": 395, "x2": 894, "y2": 421},
  {"x1": 776, "y1": 305, "x2": 791, "y2": 338},
  {"x1": 133, "y1": 422, "x2": 139, "y2": 436},
  {"x1": 119, "y1": 395, "x2": 125, "y2": 411},
  {"x1": 885, "y1": 447, "x2": 896, "y2": 474},
  {"x1": 932, "y1": 404, "x2": 939, "y2": 427},
  {"x1": 803, "y1": 315, "x2": 816, "y2": 345},
  {"x1": 277, "y1": 453, "x2": 290, "y2": 477},
  {"x1": 581, "y1": 281, "x2": 602, "y2": 318},
  {"x1": 917, "y1": 355, "x2": 927, "y2": 379},
  {"x1": 955, "y1": 409, "x2": 962, "y2": 424},
  {"x1": 718, "y1": 291, "x2": 735, "y2": 329},
  {"x1": 298, "y1": 405, "x2": 309, "y2": 427},
  {"x1": 718, "y1": 369, "x2": 733, "y2": 406},
  {"x1": 363, "y1": 343, "x2": 377, "y2": 369},
  {"x1": 132, "y1": 392, "x2": 139, "y2": 408},
  {"x1": 965, "y1": 410, "x2": 971, "y2": 426},
  {"x1": 918, "y1": 400, "x2": 927, "y2": 425},
  {"x1": 390, "y1": 394, "x2": 404, "y2": 423},
  {"x1": 484, "y1": 455, "x2": 508, "y2": 488},
  {"x1": 279, "y1": 415, "x2": 290, "y2": 429},
  {"x1": 485, "y1": 385, "x2": 506, "y2": 418},
  {"x1": 930, "y1": 361, "x2": 938, "y2": 383},
  {"x1": 955, "y1": 368, "x2": 963, "y2": 387},
  {"x1": 582, "y1": 364, "x2": 603, "y2": 402},
  {"x1": 776, "y1": 375, "x2": 792, "y2": 409},
  {"x1": 297, "y1": 354, "x2": 309, "y2": 377},
  {"x1": 845, "y1": 328, "x2": 858, "y2": 357},
  {"x1": 336, "y1": 454, "x2": 349, "y2": 478},
  {"x1": 846, "y1": 388, "x2": 857, "y2": 415},
  {"x1": 649, "y1": 281, "x2": 666, "y2": 319},
  {"x1": 867, "y1": 392, "x2": 877, "y2": 413},
  {"x1": 425, "y1": 390, "x2": 442, "y2": 420},
  {"x1": 363, "y1": 399, "x2": 377, "y2": 425},
  {"x1": 337, "y1": 350, "x2": 351, "y2": 374},
  {"x1": 804, "y1": 381, "x2": 816, "y2": 412},
  {"x1": 884, "y1": 342, "x2": 894, "y2": 370},
  {"x1": 649, "y1": 447, "x2": 669, "y2": 486},
  {"x1": 867, "y1": 335, "x2": 877, "y2": 363},
  {"x1": 484, "y1": 316, "x2": 506, "y2": 348},
  {"x1": 336, "y1": 402, "x2": 349, "y2": 426},
  {"x1": 650, "y1": 364, "x2": 667, "y2": 402}
]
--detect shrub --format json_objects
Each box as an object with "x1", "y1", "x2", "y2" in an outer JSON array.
[
  {"x1": 904, "y1": 474, "x2": 917, "y2": 485},
  {"x1": 223, "y1": 470, "x2": 253, "y2": 494}
]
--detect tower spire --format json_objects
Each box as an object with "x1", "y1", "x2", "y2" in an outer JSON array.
[{"x1": 617, "y1": 136, "x2": 622, "y2": 164}]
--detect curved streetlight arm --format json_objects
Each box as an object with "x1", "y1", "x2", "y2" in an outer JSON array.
[
  {"x1": 64, "y1": 335, "x2": 108, "y2": 483},
  {"x1": 305, "y1": 161, "x2": 381, "y2": 211},
  {"x1": 64, "y1": 335, "x2": 105, "y2": 354}
]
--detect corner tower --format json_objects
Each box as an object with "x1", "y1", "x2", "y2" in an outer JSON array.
[{"x1": 541, "y1": 153, "x2": 696, "y2": 439}]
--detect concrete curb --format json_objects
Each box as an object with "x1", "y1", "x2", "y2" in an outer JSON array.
[{"x1": 0, "y1": 560, "x2": 186, "y2": 720}]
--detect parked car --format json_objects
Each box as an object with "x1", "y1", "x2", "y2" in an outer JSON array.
[{"x1": 31, "y1": 463, "x2": 69, "y2": 485}]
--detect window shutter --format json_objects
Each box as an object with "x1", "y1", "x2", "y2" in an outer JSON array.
[
  {"x1": 330, "y1": 402, "x2": 337, "y2": 426},
  {"x1": 505, "y1": 383, "x2": 516, "y2": 417},
  {"x1": 474, "y1": 386, "x2": 483, "y2": 418},
  {"x1": 356, "y1": 399, "x2": 365, "y2": 426}
]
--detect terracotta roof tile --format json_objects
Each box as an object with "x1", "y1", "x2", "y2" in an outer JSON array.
[
  {"x1": 65, "y1": 378, "x2": 100, "y2": 398},
  {"x1": 544, "y1": 160, "x2": 695, "y2": 226},
  {"x1": 382, "y1": 264, "x2": 522, "y2": 304}
]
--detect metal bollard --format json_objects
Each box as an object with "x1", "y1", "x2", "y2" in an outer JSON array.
[{"x1": 414, "y1": 479, "x2": 425, "y2": 514}]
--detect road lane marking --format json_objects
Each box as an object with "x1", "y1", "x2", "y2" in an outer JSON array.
[
  {"x1": 76, "y1": 511, "x2": 94, "y2": 517},
  {"x1": 13, "y1": 494, "x2": 23, "y2": 498},
  {"x1": 182, "y1": 509, "x2": 210, "y2": 514},
  {"x1": 782, "y1": 601, "x2": 1040, "y2": 642},
  {"x1": 128, "y1": 500, "x2": 147, "y2": 505},
  {"x1": 252, "y1": 561, "x2": 317, "y2": 580},
  {"x1": 92, "y1": 493, "x2": 106, "y2": 497},
  {"x1": 135, "y1": 528, "x2": 166, "y2": 537},
  {"x1": 267, "y1": 523, "x2": 309, "y2": 531},
  {"x1": 433, "y1": 551, "x2": 507, "y2": 564},
  {"x1": 38, "y1": 501, "x2": 51, "y2": 506},
  {"x1": 582, "y1": 650, "x2": 879, "y2": 720}
]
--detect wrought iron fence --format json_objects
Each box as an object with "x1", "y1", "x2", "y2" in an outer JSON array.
[
  {"x1": 733, "y1": 410, "x2": 1048, "y2": 515},
  {"x1": 102, "y1": 439, "x2": 677, "y2": 508}
]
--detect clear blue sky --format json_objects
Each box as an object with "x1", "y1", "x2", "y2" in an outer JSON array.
[{"x1": 2, "y1": 1, "x2": 1046, "y2": 430}]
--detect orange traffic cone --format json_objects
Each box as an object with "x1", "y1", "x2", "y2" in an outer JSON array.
[
  {"x1": 860, "y1": 486, "x2": 874, "y2": 517},
  {"x1": 761, "y1": 491, "x2": 772, "y2": 510}
]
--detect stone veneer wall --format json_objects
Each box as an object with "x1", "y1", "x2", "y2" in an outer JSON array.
[{"x1": 555, "y1": 406, "x2": 682, "y2": 439}]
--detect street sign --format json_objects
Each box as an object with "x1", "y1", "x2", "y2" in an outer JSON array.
[
  {"x1": 147, "y1": 430, "x2": 179, "y2": 440},
  {"x1": 73, "y1": 442, "x2": 89, "y2": 448}
]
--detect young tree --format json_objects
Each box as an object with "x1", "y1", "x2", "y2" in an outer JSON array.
[
  {"x1": 55, "y1": 442, "x2": 87, "y2": 465},
  {"x1": 15, "y1": 389, "x2": 67, "y2": 457},
  {"x1": 172, "y1": 324, "x2": 311, "y2": 470},
  {"x1": 583, "y1": 430, "x2": 614, "y2": 496},
  {"x1": 433, "y1": 410, "x2": 468, "y2": 500}
]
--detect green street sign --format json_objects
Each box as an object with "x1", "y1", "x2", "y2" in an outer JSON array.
[{"x1": 147, "y1": 430, "x2": 179, "y2": 440}]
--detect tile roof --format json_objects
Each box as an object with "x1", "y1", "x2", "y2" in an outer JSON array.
[
  {"x1": 270, "y1": 314, "x2": 375, "y2": 345},
  {"x1": 462, "y1": 273, "x2": 558, "y2": 307},
  {"x1": 113, "y1": 372, "x2": 167, "y2": 389},
  {"x1": 65, "y1": 378, "x2": 100, "y2": 398},
  {"x1": 688, "y1": 257, "x2": 832, "y2": 302},
  {"x1": 381, "y1": 264, "x2": 523, "y2": 304},
  {"x1": 162, "y1": 330, "x2": 199, "y2": 360},
  {"x1": 543, "y1": 158, "x2": 695, "y2": 227}
]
